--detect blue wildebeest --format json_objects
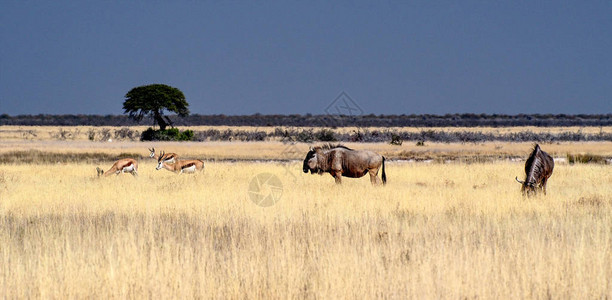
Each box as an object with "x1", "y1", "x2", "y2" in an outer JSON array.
[
  {"x1": 303, "y1": 144, "x2": 386, "y2": 185},
  {"x1": 515, "y1": 144, "x2": 554, "y2": 196}
]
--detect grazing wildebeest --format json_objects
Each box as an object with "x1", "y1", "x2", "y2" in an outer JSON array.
[
  {"x1": 96, "y1": 158, "x2": 138, "y2": 177},
  {"x1": 302, "y1": 144, "x2": 386, "y2": 185},
  {"x1": 515, "y1": 144, "x2": 554, "y2": 196}
]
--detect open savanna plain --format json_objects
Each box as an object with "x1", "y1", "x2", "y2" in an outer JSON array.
[{"x1": 0, "y1": 126, "x2": 611, "y2": 298}]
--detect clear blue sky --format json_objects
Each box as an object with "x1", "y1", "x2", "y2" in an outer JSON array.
[{"x1": 1, "y1": 1, "x2": 610, "y2": 115}]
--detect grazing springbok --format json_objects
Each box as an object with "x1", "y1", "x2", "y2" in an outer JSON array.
[
  {"x1": 149, "y1": 147, "x2": 178, "y2": 163},
  {"x1": 303, "y1": 144, "x2": 386, "y2": 185},
  {"x1": 96, "y1": 158, "x2": 138, "y2": 177},
  {"x1": 515, "y1": 144, "x2": 554, "y2": 196},
  {"x1": 156, "y1": 151, "x2": 204, "y2": 174}
]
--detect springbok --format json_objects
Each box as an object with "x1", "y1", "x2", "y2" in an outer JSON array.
[
  {"x1": 96, "y1": 158, "x2": 138, "y2": 177},
  {"x1": 149, "y1": 147, "x2": 178, "y2": 163},
  {"x1": 156, "y1": 151, "x2": 204, "y2": 174}
]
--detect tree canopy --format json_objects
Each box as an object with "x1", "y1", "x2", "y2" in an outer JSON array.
[{"x1": 123, "y1": 84, "x2": 189, "y2": 130}]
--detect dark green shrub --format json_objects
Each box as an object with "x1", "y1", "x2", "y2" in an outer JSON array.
[
  {"x1": 178, "y1": 130, "x2": 194, "y2": 141},
  {"x1": 164, "y1": 128, "x2": 180, "y2": 139},
  {"x1": 141, "y1": 128, "x2": 194, "y2": 141},
  {"x1": 141, "y1": 128, "x2": 158, "y2": 141}
]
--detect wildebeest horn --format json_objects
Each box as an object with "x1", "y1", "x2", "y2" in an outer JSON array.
[{"x1": 515, "y1": 177, "x2": 524, "y2": 184}]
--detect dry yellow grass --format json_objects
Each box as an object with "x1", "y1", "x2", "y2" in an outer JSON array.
[
  {"x1": 2, "y1": 125, "x2": 611, "y2": 141},
  {"x1": 0, "y1": 159, "x2": 610, "y2": 298},
  {"x1": 1, "y1": 140, "x2": 612, "y2": 163}
]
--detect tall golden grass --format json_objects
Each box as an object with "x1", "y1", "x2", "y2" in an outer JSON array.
[
  {"x1": 1, "y1": 160, "x2": 610, "y2": 298},
  {"x1": 1, "y1": 140, "x2": 612, "y2": 163}
]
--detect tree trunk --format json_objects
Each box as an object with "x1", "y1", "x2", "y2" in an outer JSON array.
[
  {"x1": 154, "y1": 110, "x2": 168, "y2": 131},
  {"x1": 164, "y1": 116, "x2": 174, "y2": 128}
]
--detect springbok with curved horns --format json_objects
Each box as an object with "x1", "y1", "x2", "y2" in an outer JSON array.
[
  {"x1": 149, "y1": 147, "x2": 178, "y2": 163},
  {"x1": 156, "y1": 151, "x2": 204, "y2": 174},
  {"x1": 97, "y1": 158, "x2": 138, "y2": 177}
]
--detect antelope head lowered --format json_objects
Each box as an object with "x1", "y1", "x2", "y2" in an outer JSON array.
[
  {"x1": 96, "y1": 158, "x2": 138, "y2": 177},
  {"x1": 156, "y1": 151, "x2": 205, "y2": 174}
]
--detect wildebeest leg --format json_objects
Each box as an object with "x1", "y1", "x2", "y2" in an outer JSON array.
[
  {"x1": 542, "y1": 177, "x2": 548, "y2": 195},
  {"x1": 331, "y1": 171, "x2": 342, "y2": 184},
  {"x1": 369, "y1": 169, "x2": 380, "y2": 185}
]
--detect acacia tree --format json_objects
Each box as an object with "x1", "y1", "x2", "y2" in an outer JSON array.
[{"x1": 123, "y1": 84, "x2": 189, "y2": 131}]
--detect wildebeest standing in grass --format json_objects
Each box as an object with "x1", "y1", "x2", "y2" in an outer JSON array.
[
  {"x1": 303, "y1": 144, "x2": 386, "y2": 185},
  {"x1": 96, "y1": 158, "x2": 138, "y2": 177},
  {"x1": 515, "y1": 144, "x2": 554, "y2": 196}
]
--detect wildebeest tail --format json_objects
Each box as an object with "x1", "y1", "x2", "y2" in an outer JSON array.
[{"x1": 382, "y1": 156, "x2": 387, "y2": 185}]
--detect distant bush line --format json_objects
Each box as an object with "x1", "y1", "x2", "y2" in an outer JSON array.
[
  {"x1": 195, "y1": 128, "x2": 612, "y2": 143},
  {"x1": 45, "y1": 127, "x2": 612, "y2": 143},
  {"x1": 1, "y1": 113, "x2": 611, "y2": 127}
]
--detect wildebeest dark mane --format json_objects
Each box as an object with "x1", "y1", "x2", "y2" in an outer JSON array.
[
  {"x1": 517, "y1": 143, "x2": 554, "y2": 196},
  {"x1": 525, "y1": 144, "x2": 545, "y2": 184},
  {"x1": 303, "y1": 144, "x2": 354, "y2": 174},
  {"x1": 319, "y1": 143, "x2": 353, "y2": 151}
]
